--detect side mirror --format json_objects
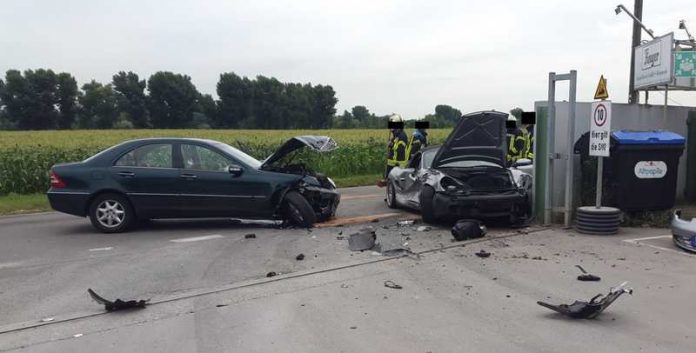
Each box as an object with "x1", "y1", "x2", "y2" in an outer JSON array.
[{"x1": 228, "y1": 165, "x2": 244, "y2": 177}]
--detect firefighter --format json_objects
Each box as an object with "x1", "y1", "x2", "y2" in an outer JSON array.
[
  {"x1": 506, "y1": 115, "x2": 525, "y2": 166},
  {"x1": 408, "y1": 120, "x2": 429, "y2": 159},
  {"x1": 384, "y1": 114, "x2": 408, "y2": 179},
  {"x1": 521, "y1": 122, "x2": 534, "y2": 160}
]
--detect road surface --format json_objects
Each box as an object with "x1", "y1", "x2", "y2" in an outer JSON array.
[{"x1": 0, "y1": 186, "x2": 694, "y2": 352}]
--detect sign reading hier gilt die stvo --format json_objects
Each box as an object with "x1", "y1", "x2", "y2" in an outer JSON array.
[{"x1": 589, "y1": 101, "x2": 611, "y2": 157}]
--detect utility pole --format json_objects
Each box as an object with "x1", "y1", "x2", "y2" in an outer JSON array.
[{"x1": 628, "y1": 0, "x2": 643, "y2": 104}]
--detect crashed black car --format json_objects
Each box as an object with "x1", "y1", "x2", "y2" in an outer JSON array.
[
  {"x1": 386, "y1": 111, "x2": 532, "y2": 224},
  {"x1": 47, "y1": 136, "x2": 339, "y2": 232}
]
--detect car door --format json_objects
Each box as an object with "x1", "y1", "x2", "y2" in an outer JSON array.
[
  {"x1": 177, "y1": 143, "x2": 267, "y2": 217},
  {"x1": 110, "y1": 143, "x2": 180, "y2": 218}
]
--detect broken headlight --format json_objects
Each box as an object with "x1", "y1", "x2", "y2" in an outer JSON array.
[{"x1": 440, "y1": 177, "x2": 460, "y2": 192}]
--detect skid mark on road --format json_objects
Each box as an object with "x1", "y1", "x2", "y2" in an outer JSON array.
[
  {"x1": 170, "y1": 234, "x2": 224, "y2": 243},
  {"x1": 623, "y1": 235, "x2": 695, "y2": 257}
]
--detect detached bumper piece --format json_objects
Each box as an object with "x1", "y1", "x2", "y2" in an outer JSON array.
[
  {"x1": 300, "y1": 186, "x2": 340, "y2": 221},
  {"x1": 671, "y1": 210, "x2": 696, "y2": 253},
  {"x1": 88, "y1": 288, "x2": 149, "y2": 312},
  {"x1": 537, "y1": 282, "x2": 633, "y2": 319},
  {"x1": 433, "y1": 191, "x2": 527, "y2": 220}
]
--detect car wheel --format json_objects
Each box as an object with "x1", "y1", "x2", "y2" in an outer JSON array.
[
  {"x1": 386, "y1": 181, "x2": 398, "y2": 209},
  {"x1": 419, "y1": 186, "x2": 437, "y2": 223},
  {"x1": 283, "y1": 191, "x2": 317, "y2": 227},
  {"x1": 88, "y1": 193, "x2": 134, "y2": 233}
]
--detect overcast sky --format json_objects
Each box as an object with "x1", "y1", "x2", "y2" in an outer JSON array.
[{"x1": 1, "y1": 0, "x2": 695, "y2": 118}]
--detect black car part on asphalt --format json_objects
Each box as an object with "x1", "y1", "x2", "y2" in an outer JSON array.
[{"x1": 537, "y1": 282, "x2": 633, "y2": 319}]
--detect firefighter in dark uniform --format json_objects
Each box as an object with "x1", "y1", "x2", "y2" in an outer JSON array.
[
  {"x1": 384, "y1": 114, "x2": 409, "y2": 179},
  {"x1": 521, "y1": 122, "x2": 534, "y2": 160},
  {"x1": 506, "y1": 115, "x2": 526, "y2": 166},
  {"x1": 408, "y1": 120, "x2": 429, "y2": 159}
]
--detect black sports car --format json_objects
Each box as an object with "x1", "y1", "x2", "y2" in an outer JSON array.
[
  {"x1": 47, "y1": 136, "x2": 340, "y2": 232},
  {"x1": 385, "y1": 111, "x2": 532, "y2": 224}
]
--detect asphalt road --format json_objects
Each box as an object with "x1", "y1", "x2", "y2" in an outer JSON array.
[{"x1": 1, "y1": 186, "x2": 694, "y2": 352}]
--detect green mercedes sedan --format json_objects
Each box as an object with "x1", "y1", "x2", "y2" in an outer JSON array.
[{"x1": 47, "y1": 136, "x2": 340, "y2": 233}]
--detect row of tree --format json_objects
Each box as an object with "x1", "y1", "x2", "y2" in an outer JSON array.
[
  {"x1": 0, "y1": 68, "x2": 462, "y2": 130},
  {"x1": 0, "y1": 69, "x2": 338, "y2": 130}
]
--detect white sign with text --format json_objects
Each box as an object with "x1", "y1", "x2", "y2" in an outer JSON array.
[{"x1": 589, "y1": 101, "x2": 611, "y2": 157}]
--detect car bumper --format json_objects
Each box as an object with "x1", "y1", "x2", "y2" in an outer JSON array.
[
  {"x1": 432, "y1": 191, "x2": 528, "y2": 219},
  {"x1": 672, "y1": 211, "x2": 696, "y2": 253},
  {"x1": 47, "y1": 191, "x2": 90, "y2": 217},
  {"x1": 300, "y1": 186, "x2": 340, "y2": 220}
]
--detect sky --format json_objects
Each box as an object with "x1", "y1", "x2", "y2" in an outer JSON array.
[{"x1": 1, "y1": 0, "x2": 695, "y2": 119}]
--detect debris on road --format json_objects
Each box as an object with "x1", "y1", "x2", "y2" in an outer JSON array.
[
  {"x1": 88, "y1": 288, "x2": 148, "y2": 312},
  {"x1": 537, "y1": 282, "x2": 633, "y2": 319},
  {"x1": 398, "y1": 220, "x2": 415, "y2": 227},
  {"x1": 416, "y1": 225, "x2": 432, "y2": 232},
  {"x1": 576, "y1": 265, "x2": 601, "y2": 282},
  {"x1": 244, "y1": 233, "x2": 256, "y2": 239},
  {"x1": 266, "y1": 271, "x2": 277, "y2": 277},
  {"x1": 384, "y1": 280, "x2": 403, "y2": 289},
  {"x1": 73, "y1": 333, "x2": 83, "y2": 338},
  {"x1": 451, "y1": 219, "x2": 487, "y2": 241},
  {"x1": 348, "y1": 228, "x2": 376, "y2": 251},
  {"x1": 475, "y1": 250, "x2": 491, "y2": 258},
  {"x1": 296, "y1": 253, "x2": 305, "y2": 261},
  {"x1": 40, "y1": 317, "x2": 54, "y2": 323}
]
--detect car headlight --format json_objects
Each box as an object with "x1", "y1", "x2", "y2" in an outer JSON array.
[
  {"x1": 440, "y1": 177, "x2": 460, "y2": 192},
  {"x1": 326, "y1": 177, "x2": 336, "y2": 189}
]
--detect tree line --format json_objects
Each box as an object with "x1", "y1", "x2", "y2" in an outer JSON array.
[{"x1": 0, "y1": 68, "x2": 460, "y2": 130}]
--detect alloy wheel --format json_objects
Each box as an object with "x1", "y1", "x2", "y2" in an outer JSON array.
[{"x1": 96, "y1": 200, "x2": 125, "y2": 228}]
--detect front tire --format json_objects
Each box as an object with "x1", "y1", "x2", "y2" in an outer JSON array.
[
  {"x1": 386, "y1": 181, "x2": 398, "y2": 209},
  {"x1": 419, "y1": 186, "x2": 437, "y2": 223},
  {"x1": 283, "y1": 191, "x2": 317, "y2": 227},
  {"x1": 88, "y1": 193, "x2": 134, "y2": 233}
]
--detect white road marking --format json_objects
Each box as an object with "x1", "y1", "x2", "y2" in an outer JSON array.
[
  {"x1": 623, "y1": 235, "x2": 696, "y2": 257},
  {"x1": 623, "y1": 235, "x2": 672, "y2": 242},
  {"x1": 88, "y1": 247, "x2": 113, "y2": 252},
  {"x1": 170, "y1": 234, "x2": 224, "y2": 243},
  {"x1": 0, "y1": 262, "x2": 24, "y2": 270}
]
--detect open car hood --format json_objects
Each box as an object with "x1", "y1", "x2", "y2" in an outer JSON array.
[
  {"x1": 431, "y1": 111, "x2": 508, "y2": 168},
  {"x1": 261, "y1": 136, "x2": 337, "y2": 168}
]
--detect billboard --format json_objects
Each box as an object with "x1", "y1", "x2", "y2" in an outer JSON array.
[{"x1": 634, "y1": 32, "x2": 674, "y2": 89}]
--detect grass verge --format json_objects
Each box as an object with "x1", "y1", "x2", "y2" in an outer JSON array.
[{"x1": 0, "y1": 193, "x2": 50, "y2": 215}]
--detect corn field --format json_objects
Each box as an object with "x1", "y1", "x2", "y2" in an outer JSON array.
[{"x1": 0, "y1": 129, "x2": 451, "y2": 195}]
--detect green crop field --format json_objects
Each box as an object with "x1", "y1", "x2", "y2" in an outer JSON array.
[{"x1": 0, "y1": 129, "x2": 451, "y2": 195}]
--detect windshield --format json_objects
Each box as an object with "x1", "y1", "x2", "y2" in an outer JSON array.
[
  {"x1": 422, "y1": 149, "x2": 438, "y2": 169},
  {"x1": 212, "y1": 142, "x2": 262, "y2": 169}
]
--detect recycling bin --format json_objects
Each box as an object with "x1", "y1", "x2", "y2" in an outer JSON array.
[
  {"x1": 610, "y1": 130, "x2": 685, "y2": 211},
  {"x1": 574, "y1": 130, "x2": 686, "y2": 211}
]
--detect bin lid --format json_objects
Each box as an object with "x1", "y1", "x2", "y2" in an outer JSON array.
[{"x1": 612, "y1": 130, "x2": 685, "y2": 145}]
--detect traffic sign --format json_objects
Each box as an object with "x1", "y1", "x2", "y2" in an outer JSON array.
[
  {"x1": 589, "y1": 101, "x2": 611, "y2": 157},
  {"x1": 593, "y1": 75, "x2": 609, "y2": 100}
]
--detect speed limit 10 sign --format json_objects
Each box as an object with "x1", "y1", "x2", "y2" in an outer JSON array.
[{"x1": 589, "y1": 101, "x2": 611, "y2": 157}]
